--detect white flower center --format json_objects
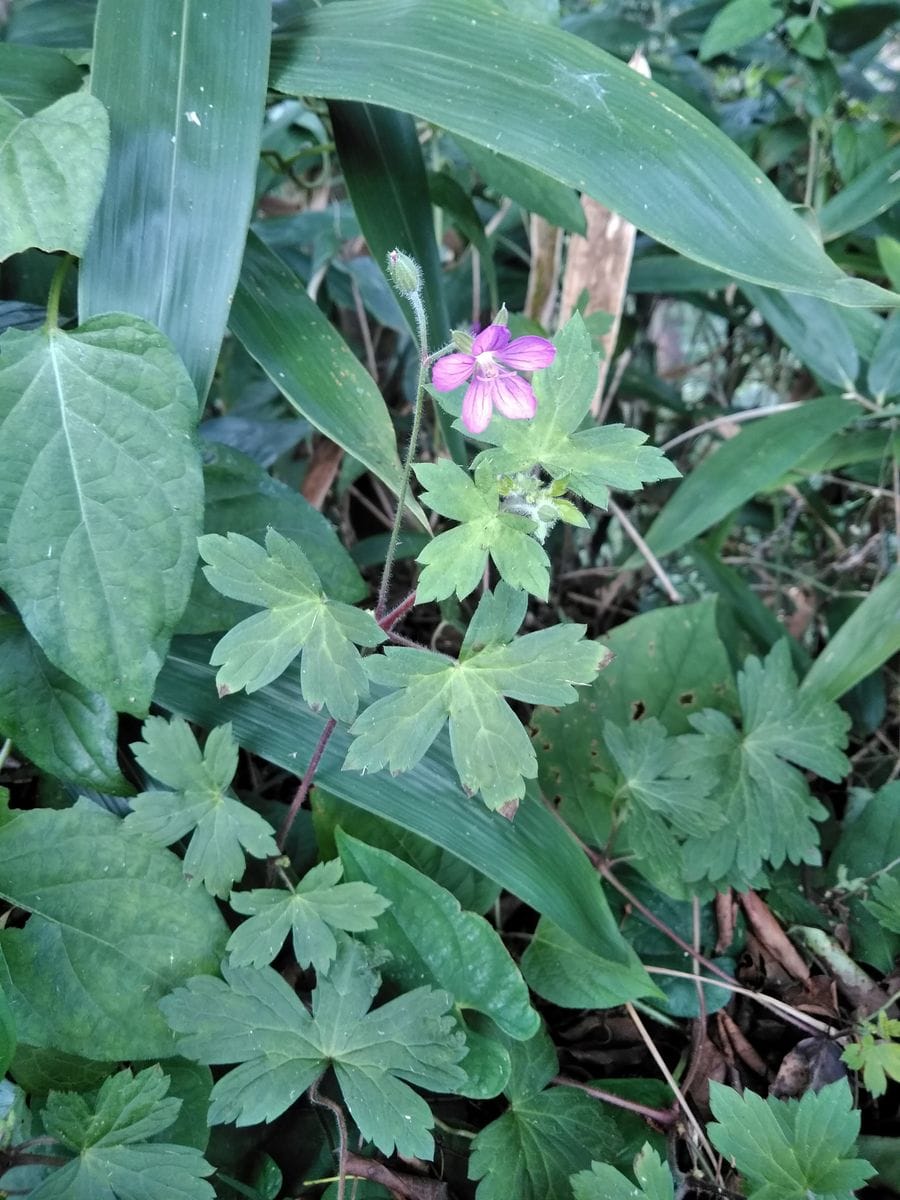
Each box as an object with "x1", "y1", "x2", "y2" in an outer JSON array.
[{"x1": 474, "y1": 350, "x2": 501, "y2": 379}]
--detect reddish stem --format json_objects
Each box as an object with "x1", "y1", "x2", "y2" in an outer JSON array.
[
  {"x1": 552, "y1": 1076, "x2": 676, "y2": 1127},
  {"x1": 378, "y1": 590, "x2": 416, "y2": 630},
  {"x1": 277, "y1": 592, "x2": 418, "y2": 852},
  {"x1": 278, "y1": 718, "x2": 337, "y2": 851}
]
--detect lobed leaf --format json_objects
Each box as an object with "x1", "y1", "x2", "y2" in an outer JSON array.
[
  {"x1": 708, "y1": 1079, "x2": 874, "y2": 1200},
  {"x1": 200, "y1": 528, "x2": 385, "y2": 721},
  {"x1": 162, "y1": 940, "x2": 467, "y2": 1159},
  {"x1": 124, "y1": 717, "x2": 278, "y2": 899},
  {"x1": 227, "y1": 859, "x2": 390, "y2": 972},
  {"x1": 473, "y1": 316, "x2": 678, "y2": 508},
  {"x1": 345, "y1": 585, "x2": 605, "y2": 810},
  {"x1": 414, "y1": 460, "x2": 550, "y2": 602}
]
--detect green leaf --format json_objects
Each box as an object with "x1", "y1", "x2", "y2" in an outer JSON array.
[
  {"x1": 337, "y1": 832, "x2": 539, "y2": 1098},
  {"x1": 227, "y1": 859, "x2": 390, "y2": 972},
  {"x1": 699, "y1": 0, "x2": 782, "y2": 61},
  {"x1": 312, "y1": 789, "x2": 501, "y2": 915},
  {"x1": 819, "y1": 144, "x2": 900, "y2": 242},
  {"x1": 843, "y1": 1015, "x2": 900, "y2": 1098},
  {"x1": 345, "y1": 584, "x2": 605, "y2": 810},
  {"x1": 708, "y1": 1079, "x2": 875, "y2": 1200},
  {"x1": 533, "y1": 598, "x2": 736, "y2": 852},
  {"x1": 473, "y1": 316, "x2": 678, "y2": 508},
  {"x1": 470, "y1": 1085, "x2": 627, "y2": 1200},
  {"x1": 0, "y1": 804, "x2": 227, "y2": 1060},
  {"x1": 521, "y1": 918, "x2": 661, "y2": 1009},
  {"x1": 0, "y1": 91, "x2": 108, "y2": 260},
  {"x1": 269, "y1": 0, "x2": 896, "y2": 306},
  {"x1": 0, "y1": 983, "x2": 15, "y2": 1078},
  {"x1": 124, "y1": 717, "x2": 278, "y2": 899},
  {"x1": 864, "y1": 874, "x2": 900, "y2": 935},
  {"x1": 602, "y1": 718, "x2": 714, "y2": 837},
  {"x1": 414, "y1": 461, "x2": 551, "y2": 602},
  {"x1": 640, "y1": 397, "x2": 857, "y2": 559},
  {"x1": 801, "y1": 570, "x2": 900, "y2": 701},
  {"x1": 30, "y1": 1066, "x2": 215, "y2": 1200},
  {"x1": 0, "y1": 314, "x2": 203, "y2": 715},
  {"x1": 0, "y1": 613, "x2": 127, "y2": 793},
  {"x1": 231, "y1": 232, "x2": 425, "y2": 524},
  {"x1": 155, "y1": 636, "x2": 641, "y2": 959},
  {"x1": 681, "y1": 641, "x2": 850, "y2": 888},
  {"x1": 0, "y1": 43, "x2": 82, "y2": 116},
  {"x1": 743, "y1": 286, "x2": 859, "y2": 390},
  {"x1": 200, "y1": 529, "x2": 385, "y2": 720},
  {"x1": 453, "y1": 133, "x2": 587, "y2": 234},
  {"x1": 571, "y1": 1144, "x2": 675, "y2": 1200},
  {"x1": 180, "y1": 443, "x2": 366, "y2": 635},
  {"x1": 162, "y1": 940, "x2": 467, "y2": 1159},
  {"x1": 869, "y1": 312, "x2": 900, "y2": 403},
  {"x1": 79, "y1": 0, "x2": 270, "y2": 402},
  {"x1": 326, "y1": 102, "x2": 466, "y2": 466}
]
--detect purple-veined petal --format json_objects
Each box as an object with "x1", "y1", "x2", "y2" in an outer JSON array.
[
  {"x1": 497, "y1": 335, "x2": 556, "y2": 371},
  {"x1": 472, "y1": 324, "x2": 511, "y2": 355},
  {"x1": 492, "y1": 372, "x2": 537, "y2": 420},
  {"x1": 431, "y1": 352, "x2": 475, "y2": 391},
  {"x1": 461, "y1": 377, "x2": 495, "y2": 433}
]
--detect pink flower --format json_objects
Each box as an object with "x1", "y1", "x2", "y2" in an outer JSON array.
[{"x1": 431, "y1": 324, "x2": 556, "y2": 435}]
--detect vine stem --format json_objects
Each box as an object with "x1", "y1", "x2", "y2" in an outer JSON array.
[{"x1": 552, "y1": 1075, "x2": 675, "y2": 1127}]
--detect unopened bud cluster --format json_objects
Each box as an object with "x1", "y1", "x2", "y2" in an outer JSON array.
[{"x1": 498, "y1": 471, "x2": 585, "y2": 543}]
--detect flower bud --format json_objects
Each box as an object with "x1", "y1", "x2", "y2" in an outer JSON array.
[
  {"x1": 451, "y1": 328, "x2": 474, "y2": 353},
  {"x1": 386, "y1": 248, "x2": 422, "y2": 297},
  {"x1": 493, "y1": 303, "x2": 509, "y2": 327}
]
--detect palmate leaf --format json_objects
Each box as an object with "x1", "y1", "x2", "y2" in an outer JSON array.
[
  {"x1": 124, "y1": 717, "x2": 277, "y2": 899},
  {"x1": 864, "y1": 873, "x2": 900, "y2": 934},
  {"x1": 27, "y1": 1066, "x2": 214, "y2": 1200},
  {"x1": 414, "y1": 460, "x2": 550, "y2": 602},
  {"x1": 199, "y1": 529, "x2": 385, "y2": 721},
  {"x1": 227, "y1": 859, "x2": 390, "y2": 972},
  {"x1": 344, "y1": 584, "x2": 605, "y2": 810},
  {"x1": 161, "y1": 940, "x2": 467, "y2": 1159},
  {"x1": 571, "y1": 1144, "x2": 675, "y2": 1200},
  {"x1": 472, "y1": 316, "x2": 678, "y2": 507},
  {"x1": 842, "y1": 1013, "x2": 900, "y2": 1098},
  {"x1": 679, "y1": 641, "x2": 850, "y2": 889},
  {"x1": 708, "y1": 1080, "x2": 874, "y2": 1200}
]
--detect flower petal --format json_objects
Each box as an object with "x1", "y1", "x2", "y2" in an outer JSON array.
[
  {"x1": 461, "y1": 377, "x2": 495, "y2": 433},
  {"x1": 431, "y1": 352, "x2": 475, "y2": 391},
  {"x1": 497, "y1": 335, "x2": 556, "y2": 371},
  {"x1": 492, "y1": 372, "x2": 537, "y2": 421},
  {"x1": 472, "y1": 324, "x2": 511, "y2": 355}
]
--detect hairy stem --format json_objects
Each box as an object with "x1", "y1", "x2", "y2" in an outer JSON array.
[
  {"x1": 309, "y1": 1079, "x2": 348, "y2": 1200},
  {"x1": 43, "y1": 253, "x2": 74, "y2": 332}
]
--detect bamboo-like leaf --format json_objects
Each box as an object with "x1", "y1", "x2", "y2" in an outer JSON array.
[
  {"x1": 271, "y1": 0, "x2": 897, "y2": 307},
  {"x1": 79, "y1": 0, "x2": 270, "y2": 402}
]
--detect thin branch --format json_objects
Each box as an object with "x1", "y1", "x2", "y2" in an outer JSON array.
[
  {"x1": 626, "y1": 1001, "x2": 720, "y2": 1179},
  {"x1": 608, "y1": 497, "x2": 682, "y2": 603},
  {"x1": 645, "y1": 967, "x2": 836, "y2": 1036},
  {"x1": 552, "y1": 1075, "x2": 675, "y2": 1126},
  {"x1": 661, "y1": 402, "x2": 802, "y2": 453}
]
